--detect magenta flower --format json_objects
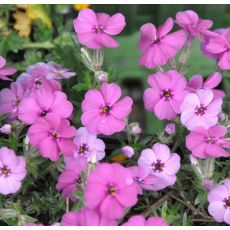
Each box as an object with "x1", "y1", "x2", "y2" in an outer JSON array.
[
  {"x1": 144, "y1": 70, "x2": 188, "y2": 120},
  {"x1": 122, "y1": 215, "x2": 168, "y2": 226},
  {"x1": 73, "y1": 9, "x2": 126, "y2": 49},
  {"x1": 165, "y1": 123, "x2": 176, "y2": 135},
  {"x1": 208, "y1": 179, "x2": 230, "y2": 225},
  {"x1": 0, "y1": 56, "x2": 17, "y2": 81},
  {"x1": 69, "y1": 127, "x2": 105, "y2": 163},
  {"x1": 138, "y1": 143, "x2": 180, "y2": 190},
  {"x1": 17, "y1": 62, "x2": 61, "y2": 92},
  {"x1": 0, "y1": 147, "x2": 26, "y2": 195},
  {"x1": 46, "y1": 62, "x2": 76, "y2": 80},
  {"x1": 28, "y1": 113, "x2": 77, "y2": 161},
  {"x1": 56, "y1": 158, "x2": 87, "y2": 201},
  {"x1": 176, "y1": 10, "x2": 213, "y2": 41},
  {"x1": 18, "y1": 88, "x2": 73, "y2": 125},
  {"x1": 187, "y1": 72, "x2": 225, "y2": 99},
  {"x1": 61, "y1": 208, "x2": 116, "y2": 226},
  {"x1": 186, "y1": 125, "x2": 230, "y2": 159},
  {"x1": 121, "y1": 146, "x2": 134, "y2": 158},
  {"x1": 180, "y1": 89, "x2": 223, "y2": 131},
  {"x1": 81, "y1": 83, "x2": 133, "y2": 135},
  {"x1": 129, "y1": 166, "x2": 159, "y2": 195},
  {"x1": 84, "y1": 163, "x2": 138, "y2": 219},
  {"x1": 0, "y1": 82, "x2": 30, "y2": 120},
  {"x1": 202, "y1": 28, "x2": 230, "y2": 70},
  {"x1": 138, "y1": 18, "x2": 186, "y2": 69}
]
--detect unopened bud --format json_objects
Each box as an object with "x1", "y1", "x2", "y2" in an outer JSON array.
[{"x1": 0, "y1": 124, "x2": 11, "y2": 134}]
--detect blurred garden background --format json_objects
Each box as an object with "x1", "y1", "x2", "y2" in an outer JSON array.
[{"x1": 1, "y1": 4, "x2": 230, "y2": 134}]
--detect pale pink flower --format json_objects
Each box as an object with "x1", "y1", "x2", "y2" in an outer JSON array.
[
  {"x1": 129, "y1": 166, "x2": 159, "y2": 195},
  {"x1": 28, "y1": 113, "x2": 77, "y2": 161},
  {"x1": 61, "y1": 208, "x2": 116, "y2": 226},
  {"x1": 0, "y1": 56, "x2": 17, "y2": 81},
  {"x1": 144, "y1": 70, "x2": 188, "y2": 120},
  {"x1": 138, "y1": 143, "x2": 180, "y2": 190},
  {"x1": 208, "y1": 179, "x2": 230, "y2": 225},
  {"x1": 138, "y1": 18, "x2": 186, "y2": 69},
  {"x1": 187, "y1": 72, "x2": 225, "y2": 99},
  {"x1": 70, "y1": 127, "x2": 105, "y2": 163},
  {"x1": 180, "y1": 89, "x2": 223, "y2": 131},
  {"x1": 0, "y1": 82, "x2": 30, "y2": 120},
  {"x1": 176, "y1": 10, "x2": 213, "y2": 41},
  {"x1": 84, "y1": 163, "x2": 138, "y2": 219},
  {"x1": 81, "y1": 83, "x2": 133, "y2": 135},
  {"x1": 73, "y1": 9, "x2": 126, "y2": 49},
  {"x1": 202, "y1": 28, "x2": 230, "y2": 70},
  {"x1": 121, "y1": 146, "x2": 134, "y2": 158},
  {"x1": 18, "y1": 88, "x2": 73, "y2": 125},
  {"x1": 122, "y1": 215, "x2": 168, "y2": 226},
  {"x1": 17, "y1": 62, "x2": 61, "y2": 92},
  {"x1": 186, "y1": 125, "x2": 230, "y2": 159},
  {"x1": 46, "y1": 62, "x2": 76, "y2": 80},
  {"x1": 0, "y1": 147, "x2": 26, "y2": 195},
  {"x1": 56, "y1": 158, "x2": 87, "y2": 201}
]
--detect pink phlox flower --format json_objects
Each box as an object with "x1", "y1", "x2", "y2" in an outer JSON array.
[
  {"x1": 18, "y1": 87, "x2": 73, "y2": 125},
  {"x1": 143, "y1": 70, "x2": 188, "y2": 120},
  {"x1": 187, "y1": 72, "x2": 225, "y2": 99},
  {"x1": 61, "y1": 208, "x2": 116, "y2": 226},
  {"x1": 84, "y1": 163, "x2": 138, "y2": 219},
  {"x1": 0, "y1": 56, "x2": 17, "y2": 81},
  {"x1": 180, "y1": 89, "x2": 223, "y2": 131},
  {"x1": 28, "y1": 113, "x2": 77, "y2": 161},
  {"x1": 122, "y1": 215, "x2": 168, "y2": 226},
  {"x1": 0, "y1": 147, "x2": 26, "y2": 195},
  {"x1": 138, "y1": 17, "x2": 186, "y2": 69},
  {"x1": 208, "y1": 179, "x2": 230, "y2": 225},
  {"x1": 73, "y1": 9, "x2": 126, "y2": 49},
  {"x1": 176, "y1": 10, "x2": 213, "y2": 41},
  {"x1": 138, "y1": 143, "x2": 181, "y2": 191},
  {"x1": 46, "y1": 62, "x2": 76, "y2": 80},
  {"x1": 56, "y1": 158, "x2": 87, "y2": 201},
  {"x1": 0, "y1": 82, "x2": 30, "y2": 120},
  {"x1": 186, "y1": 125, "x2": 230, "y2": 159},
  {"x1": 81, "y1": 82, "x2": 133, "y2": 135}
]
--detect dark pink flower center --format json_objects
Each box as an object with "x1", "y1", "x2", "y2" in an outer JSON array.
[
  {"x1": 205, "y1": 136, "x2": 216, "y2": 144},
  {"x1": 161, "y1": 89, "x2": 173, "y2": 100},
  {"x1": 101, "y1": 105, "x2": 111, "y2": 115},
  {"x1": 93, "y1": 25, "x2": 105, "y2": 33},
  {"x1": 50, "y1": 130, "x2": 59, "y2": 139},
  {"x1": 108, "y1": 185, "x2": 116, "y2": 196},
  {"x1": 195, "y1": 105, "x2": 206, "y2": 116},
  {"x1": 78, "y1": 144, "x2": 89, "y2": 156},
  {"x1": 40, "y1": 110, "x2": 48, "y2": 117},
  {"x1": 14, "y1": 98, "x2": 21, "y2": 106},
  {"x1": 152, "y1": 160, "x2": 164, "y2": 172},
  {"x1": 153, "y1": 37, "x2": 161, "y2": 44},
  {"x1": 35, "y1": 78, "x2": 42, "y2": 86},
  {"x1": 224, "y1": 197, "x2": 230, "y2": 208},
  {"x1": 76, "y1": 175, "x2": 82, "y2": 184},
  {"x1": 0, "y1": 165, "x2": 11, "y2": 177}
]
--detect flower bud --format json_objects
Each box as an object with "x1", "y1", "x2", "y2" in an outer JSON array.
[
  {"x1": 165, "y1": 123, "x2": 176, "y2": 135},
  {"x1": 121, "y1": 146, "x2": 134, "y2": 158},
  {"x1": 127, "y1": 122, "x2": 142, "y2": 135},
  {"x1": 0, "y1": 124, "x2": 11, "y2": 134},
  {"x1": 95, "y1": 71, "x2": 108, "y2": 82}
]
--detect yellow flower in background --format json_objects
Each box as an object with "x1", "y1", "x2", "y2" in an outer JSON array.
[
  {"x1": 73, "y1": 4, "x2": 91, "y2": 11},
  {"x1": 27, "y1": 5, "x2": 52, "y2": 28},
  {"x1": 13, "y1": 4, "x2": 52, "y2": 37},
  {"x1": 13, "y1": 11, "x2": 32, "y2": 37}
]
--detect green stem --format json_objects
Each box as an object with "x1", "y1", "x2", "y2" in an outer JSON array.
[{"x1": 22, "y1": 41, "x2": 55, "y2": 49}]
